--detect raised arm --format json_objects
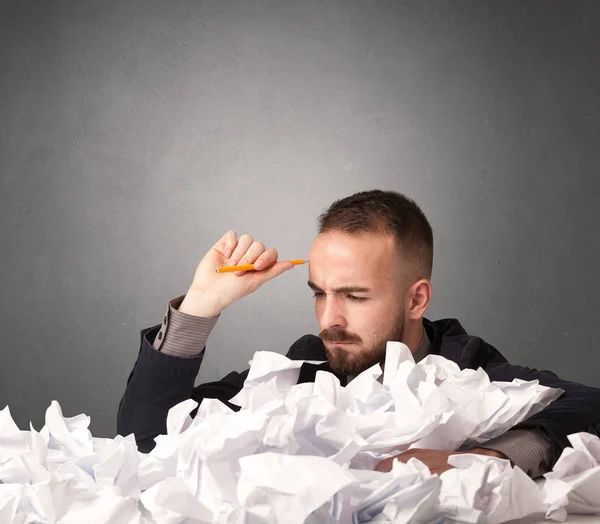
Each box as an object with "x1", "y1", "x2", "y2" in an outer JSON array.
[{"x1": 116, "y1": 231, "x2": 296, "y2": 452}]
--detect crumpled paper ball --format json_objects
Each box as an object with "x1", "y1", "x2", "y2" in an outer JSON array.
[{"x1": 1, "y1": 341, "x2": 598, "y2": 523}]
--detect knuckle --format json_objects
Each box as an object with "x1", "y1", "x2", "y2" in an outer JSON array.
[
  {"x1": 240, "y1": 233, "x2": 253, "y2": 244},
  {"x1": 253, "y1": 241, "x2": 265, "y2": 251}
]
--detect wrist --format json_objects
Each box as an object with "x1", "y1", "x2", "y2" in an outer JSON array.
[
  {"x1": 469, "y1": 447, "x2": 507, "y2": 460},
  {"x1": 179, "y1": 289, "x2": 223, "y2": 318}
]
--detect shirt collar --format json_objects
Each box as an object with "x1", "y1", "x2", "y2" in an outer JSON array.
[{"x1": 411, "y1": 328, "x2": 431, "y2": 364}]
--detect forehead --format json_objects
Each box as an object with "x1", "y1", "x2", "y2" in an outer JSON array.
[{"x1": 308, "y1": 231, "x2": 398, "y2": 287}]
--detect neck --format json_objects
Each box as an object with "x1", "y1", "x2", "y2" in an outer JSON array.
[{"x1": 402, "y1": 319, "x2": 425, "y2": 353}]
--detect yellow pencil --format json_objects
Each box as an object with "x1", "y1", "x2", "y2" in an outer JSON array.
[{"x1": 215, "y1": 259, "x2": 306, "y2": 273}]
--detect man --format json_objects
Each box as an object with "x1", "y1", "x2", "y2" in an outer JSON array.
[{"x1": 117, "y1": 190, "x2": 600, "y2": 478}]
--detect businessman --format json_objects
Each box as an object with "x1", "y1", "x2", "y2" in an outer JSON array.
[{"x1": 117, "y1": 189, "x2": 600, "y2": 478}]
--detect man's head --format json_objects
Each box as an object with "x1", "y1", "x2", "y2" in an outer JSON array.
[{"x1": 308, "y1": 190, "x2": 433, "y2": 375}]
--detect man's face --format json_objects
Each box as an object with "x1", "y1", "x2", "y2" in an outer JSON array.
[{"x1": 308, "y1": 231, "x2": 406, "y2": 375}]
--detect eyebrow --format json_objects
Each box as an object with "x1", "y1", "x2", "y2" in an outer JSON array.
[{"x1": 307, "y1": 281, "x2": 371, "y2": 294}]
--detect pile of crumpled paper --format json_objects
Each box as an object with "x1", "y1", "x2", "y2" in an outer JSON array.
[{"x1": 1, "y1": 342, "x2": 599, "y2": 523}]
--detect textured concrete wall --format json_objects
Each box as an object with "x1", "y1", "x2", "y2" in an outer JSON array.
[{"x1": 1, "y1": 0, "x2": 599, "y2": 436}]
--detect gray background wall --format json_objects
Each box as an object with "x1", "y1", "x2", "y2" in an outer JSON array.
[{"x1": 1, "y1": 0, "x2": 599, "y2": 437}]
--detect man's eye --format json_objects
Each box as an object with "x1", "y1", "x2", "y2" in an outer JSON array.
[
  {"x1": 348, "y1": 295, "x2": 368, "y2": 302},
  {"x1": 312, "y1": 292, "x2": 325, "y2": 299}
]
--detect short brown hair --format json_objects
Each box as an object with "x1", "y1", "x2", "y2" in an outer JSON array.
[{"x1": 318, "y1": 190, "x2": 433, "y2": 280}]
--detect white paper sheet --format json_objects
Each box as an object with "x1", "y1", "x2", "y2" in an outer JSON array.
[
  {"x1": 543, "y1": 433, "x2": 600, "y2": 515},
  {"x1": 1, "y1": 342, "x2": 599, "y2": 523}
]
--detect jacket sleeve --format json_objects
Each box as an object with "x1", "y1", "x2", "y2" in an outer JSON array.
[
  {"x1": 117, "y1": 325, "x2": 206, "y2": 452},
  {"x1": 482, "y1": 348, "x2": 600, "y2": 466},
  {"x1": 117, "y1": 327, "x2": 310, "y2": 453}
]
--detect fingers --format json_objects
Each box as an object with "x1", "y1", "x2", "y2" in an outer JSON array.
[
  {"x1": 251, "y1": 247, "x2": 278, "y2": 271},
  {"x1": 214, "y1": 231, "x2": 238, "y2": 258},
  {"x1": 233, "y1": 240, "x2": 264, "y2": 276},
  {"x1": 374, "y1": 457, "x2": 395, "y2": 473},
  {"x1": 237, "y1": 241, "x2": 267, "y2": 267},
  {"x1": 229, "y1": 234, "x2": 254, "y2": 265},
  {"x1": 223, "y1": 231, "x2": 238, "y2": 258},
  {"x1": 212, "y1": 233, "x2": 294, "y2": 280},
  {"x1": 252, "y1": 260, "x2": 295, "y2": 283}
]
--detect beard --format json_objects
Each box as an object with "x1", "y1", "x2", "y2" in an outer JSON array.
[{"x1": 319, "y1": 313, "x2": 405, "y2": 376}]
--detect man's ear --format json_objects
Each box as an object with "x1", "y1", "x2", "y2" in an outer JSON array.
[{"x1": 405, "y1": 279, "x2": 432, "y2": 320}]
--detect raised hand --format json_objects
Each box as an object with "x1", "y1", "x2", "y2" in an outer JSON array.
[{"x1": 179, "y1": 231, "x2": 296, "y2": 318}]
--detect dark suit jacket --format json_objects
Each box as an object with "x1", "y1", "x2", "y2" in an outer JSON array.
[{"x1": 117, "y1": 318, "x2": 600, "y2": 470}]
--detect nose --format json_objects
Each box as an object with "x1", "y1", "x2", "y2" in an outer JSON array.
[{"x1": 318, "y1": 295, "x2": 347, "y2": 331}]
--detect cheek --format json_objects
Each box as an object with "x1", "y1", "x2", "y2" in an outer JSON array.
[
  {"x1": 347, "y1": 307, "x2": 375, "y2": 335},
  {"x1": 314, "y1": 301, "x2": 324, "y2": 324},
  {"x1": 350, "y1": 303, "x2": 393, "y2": 337}
]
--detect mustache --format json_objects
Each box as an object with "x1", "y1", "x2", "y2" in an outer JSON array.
[{"x1": 319, "y1": 328, "x2": 362, "y2": 344}]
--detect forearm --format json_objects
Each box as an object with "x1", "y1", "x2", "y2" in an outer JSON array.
[
  {"x1": 486, "y1": 363, "x2": 600, "y2": 465},
  {"x1": 474, "y1": 429, "x2": 554, "y2": 478},
  {"x1": 117, "y1": 325, "x2": 205, "y2": 452},
  {"x1": 118, "y1": 229, "x2": 296, "y2": 450},
  {"x1": 118, "y1": 293, "x2": 222, "y2": 450},
  {"x1": 153, "y1": 295, "x2": 219, "y2": 357}
]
